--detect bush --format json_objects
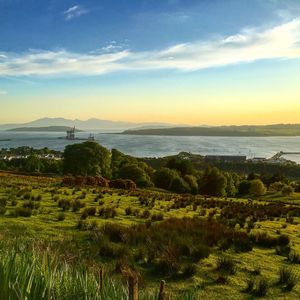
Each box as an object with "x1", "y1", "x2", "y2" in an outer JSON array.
[
  {"x1": 57, "y1": 212, "x2": 65, "y2": 221},
  {"x1": 83, "y1": 207, "x2": 96, "y2": 217},
  {"x1": 14, "y1": 207, "x2": 32, "y2": 217},
  {"x1": 71, "y1": 200, "x2": 85, "y2": 212},
  {"x1": 141, "y1": 209, "x2": 151, "y2": 219},
  {"x1": 278, "y1": 234, "x2": 290, "y2": 246},
  {"x1": 58, "y1": 199, "x2": 71, "y2": 211},
  {"x1": 98, "y1": 207, "x2": 117, "y2": 218},
  {"x1": 216, "y1": 255, "x2": 236, "y2": 275},
  {"x1": 288, "y1": 250, "x2": 300, "y2": 264},
  {"x1": 125, "y1": 207, "x2": 132, "y2": 215},
  {"x1": 182, "y1": 263, "x2": 197, "y2": 278},
  {"x1": 190, "y1": 245, "x2": 210, "y2": 262},
  {"x1": 0, "y1": 206, "x2": 6, "y2": 215},
  {"x1": 278, "y1": 267, "x2": 298, "y2": 291},
  {"x1": 109, "y1": 179, "x2": 136, "y2": 190},
  {"x1": 255, "y1": 278, "x2": 269, "y2": 297},
  {"x1": 282, "y1": 185, "x2": 294, "y2": 196},
  {"x1": 23, "y1": 200, "x2": 39, "y2": 210}
]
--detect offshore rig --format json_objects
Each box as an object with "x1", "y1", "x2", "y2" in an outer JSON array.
[{"x1": 60, "y1": 126, "x2": 95, "y2": 141}]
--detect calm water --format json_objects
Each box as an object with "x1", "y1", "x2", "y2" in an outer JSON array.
[{"x1": 0, "y1": 131, "x2": 300, "y2": 163}]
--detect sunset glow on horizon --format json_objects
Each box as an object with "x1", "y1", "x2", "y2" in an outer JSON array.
[{"x1": 1, "y1": 0, "x2": 300, "y2": 125}]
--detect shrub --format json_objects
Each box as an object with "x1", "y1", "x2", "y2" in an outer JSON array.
[
  {"x1": 141, "y1": 209, "x2": 151, "y2": 219},
  {"x1": 255, "y1": 278, "x2": 269, "y2": 297},
  {"x1": 14, "y1": 207, "x2": 32, "y2": 217},
  {"x1": 282, "y1": 185, "x2": 294, "y2": 196},
  {"x1": 243, "y1": 277, "x2": 255, "y2": 293},
  {"x1": 23, "y1": 200, "x2": 39, "y2": 210},
  {"x1": 71, "y1": 200, "x2": 85, "y2": 212},
  {"x1": 190, "y1": 245, "x2": 210, "y2": 262},
  {"x1": 151, "y1": 213, "x2": 164, "y2": 221},
  {"x1": 98, "y1": 207, "x2": 117, "y2": 218},
  {"x1": 57, "y1": 212, "x2": 65, "y2": 221},
  {"x1": 0, "y1": 206, "x2": 6, "y2": 215},
  {"x1": 109, "y1": 179, "x2": 136, "y2": 190},
  {"x1": 58, "y1": 199, "x2": 71, "y2": 211},
  {"x1": 125, "y1": 207, "x2": 132, "y2": 215},
  {"x1": 278, "y1": 234, "x2": 290, "y2": 246},
  {"x1": 288, "y1": 250, "x2": 300, "y2": 264},
  {"x1": 278, "y1": 267, "x2": 298, "y2": 291},
  {"x1": 23, "y1": 192, "x2": 31, "y2": 200},
  {"x1": 182, "y1": 263, "x2": 197, "y2": 278},
  {"x1": 276, "y1": 245, "x2": 291, "y2": 257},
  {"x1": 83, "y1": 207, "x2": 96, "y2": 217},
  {"x1": 251, "y1": 232, "x2": 277, "y2": 248},
  {"x1": 216, "y1": 255, "x2": 236, "y2": 275}
]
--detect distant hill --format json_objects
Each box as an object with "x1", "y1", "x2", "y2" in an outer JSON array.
[
  {"x1": 7, "y1": 126, "x2": 83, "y2": 132},
  {"x1": 0, "y1": 117, "x2": 182, "y2": 130},
  {"x1": 122, "y1": 124, "x2": 300, "y2": 137}
]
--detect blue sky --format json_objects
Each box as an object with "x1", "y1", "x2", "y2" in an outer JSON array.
[{"x1": 1, "y1": 0, "x2": 300, "y2": 124}]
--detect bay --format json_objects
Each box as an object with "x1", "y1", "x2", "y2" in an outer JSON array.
[{"x1": 0, "y1": 131, "x2": 300, "y2": 164}]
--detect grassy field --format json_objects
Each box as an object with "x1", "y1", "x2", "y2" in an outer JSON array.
[{"x1": 1, "y1": 172, "x2": 300, "y2": 299}]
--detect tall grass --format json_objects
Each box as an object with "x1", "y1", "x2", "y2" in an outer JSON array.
[{"x1": 0, "y1": 246, "x2": 127, "y2": 300}]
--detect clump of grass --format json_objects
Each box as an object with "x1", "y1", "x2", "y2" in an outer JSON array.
[
  {"x1": 216, "y1": 255, "x2": 236, "y2": 275},
  {"x1": 288, "y1": 250, "x2": 300, "y2": 264},
  {"x1": 255, "y1": 278, "x2": 269, "y2": 297},
  {"x1": 0, "y1": 246, "x2": 129, "y2": 300},
  {"x1": 278, "y1": 267, "x2": 298, "y2": 291},
  {"x1": 57, "y1": 212, "x2": 65, "y2": 221}
]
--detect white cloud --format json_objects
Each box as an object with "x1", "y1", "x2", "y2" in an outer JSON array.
[
  {"x1": 63, "y1": 5, "x2": 88, "y2": 20},
  {"x1": 0, "y1": 90, "x2": 8, "y2": 95},
  {"x1": 1, "y1": 19, "x2": 300, "y2": 77}
]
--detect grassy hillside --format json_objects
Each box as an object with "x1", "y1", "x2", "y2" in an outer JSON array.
[
  {"x1": 122, "y1": 124, "x2": 300, "y2": 136},
  {"x1": 1, "y1": 173, "x2": 300, "y2": 299}
]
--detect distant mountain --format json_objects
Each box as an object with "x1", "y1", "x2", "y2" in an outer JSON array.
[
  {"x1": 0, "y1": 117, "x2": 183, "y2": 130},
  {"x1": 7, "y1": 126, "x2": 83, "y2": 132},
  {"x1": 122, "y1": 124, "x2": 300, "y2": 137}
]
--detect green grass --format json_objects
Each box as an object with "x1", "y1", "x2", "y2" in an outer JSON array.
[{"x1": 1, "y1": 172, "x2": 300, "y2": 299}]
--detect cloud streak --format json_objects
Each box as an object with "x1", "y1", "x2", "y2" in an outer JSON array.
[
  {"x1": 0, "y1": 90, "x2": 8, "y2": 95},
  {"x1": 63, "y1": 5, "x2": 88, "y2": 20},
  {"x1": 1, "y1": 19, "x2": 300, "y2": 77}
]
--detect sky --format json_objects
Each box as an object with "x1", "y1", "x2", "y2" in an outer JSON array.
[{"x1": 1, "y1": 0, "x2": 300, "y2": 125}]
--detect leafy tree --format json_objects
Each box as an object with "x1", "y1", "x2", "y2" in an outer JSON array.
[
  {"x1": 153, "y1": 167, "x2": 180, "y2": 190},
  {"x1": 24, "y1": 155, "x2": 42, "y2": 173},
  {"x1": 165, "y1": 157, "x2": 194, "y2": 175},
  {"x1": 118, "y1": 163, "x2": 153, "y2": 187},
  {"x1": 224, "y1": 173, "x2": 237, "y2": 197},
  {"x1": 169, "y1": 176, "x2": 191, "y2": 193},
  {"x1": 238, "y1": 180, "x2": 251, "y2": 195},
  {"x1": 249, "y1": 179, "x2": 266, "y2": 196},
  {"x1": 63, "y1": 142, "x2": 111, "y2": 177},
  {"x1": 184, "y1": 174, "x2": 198, "y2": 194},
  {"x1": 199, "y1": 167, "x2": 227, "y2": 197},
  {"x1": 281, "y1": 185, "x2": 294, "y2": 196}
]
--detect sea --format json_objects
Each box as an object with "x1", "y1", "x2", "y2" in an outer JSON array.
[{"x1": 0, "y1": 130, "x2": 300, "y2": 164}]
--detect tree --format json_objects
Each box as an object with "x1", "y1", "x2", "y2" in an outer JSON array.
[
  {"x1": 249, "y1": 179, "x2": 266, "y2": 196},
  {"x1": 199, "y1": 167, "x2": 227, "y2": 197},
  {"x1": 238, "y1": 180, "x2": 251, "y2": 195},
  {"x1": 24, "y1": 155, "x2": 42, "y2": 173},
  {"x1": 153, "y1": 167, "x2": 180, "y2": 190},
  {"x1": 281, "y1": 185, "x2": 294, "y2": 196},
  {"x1": 63, "y1": 142, "x2": 111, "y2": 177},
  {"x1": 118, "y1": 163, "x2": 153, "y2": 187},
  {"x1": 184, "y1": 174, "x2": 198, "y2": 194},
  {"x1": 169, "y1": 176, "x2": 190, "y2": 193},
  {"x1": 165, "y1": 157, "x2": 194, "y2": 175},
  {"x1": 224, "y1": 173, "x2": 237, "y2": 197}
]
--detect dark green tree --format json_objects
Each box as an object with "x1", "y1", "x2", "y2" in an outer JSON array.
[
  {"x1": 63, "y1": 142, "x2": 111, "y2": 177},
  {"x1": 199, "y1": 167, "x2": 227, "y2": 197}
]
